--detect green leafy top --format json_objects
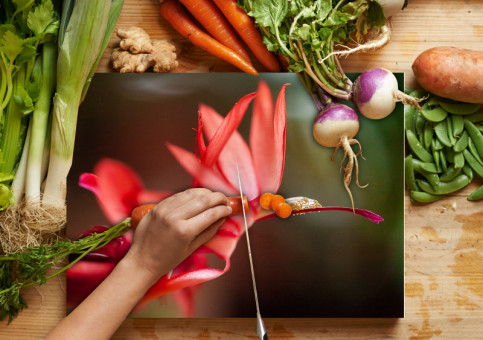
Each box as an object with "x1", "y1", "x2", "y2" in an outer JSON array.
[{"x1": 238, "y1": 0, "x2": 386, "y2": 98}]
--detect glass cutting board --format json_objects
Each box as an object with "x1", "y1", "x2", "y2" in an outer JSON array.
[{"x1": 67, "y1": 73, "x2": 404, "y2": 318}]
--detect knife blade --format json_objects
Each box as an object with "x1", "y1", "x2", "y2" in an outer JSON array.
[{"x1": 235, "y1": 160, "x2": 268, "y2": 340}]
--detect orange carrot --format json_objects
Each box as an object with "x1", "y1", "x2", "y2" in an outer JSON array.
[
  {"x1": 270, "y1": 194, "x2": 285, "y2": 211},
  {"x1": 259, "y1": 192, "x2": 274, "y2": 210},
  {"x1": 160, "y1": 0, "x2": 258, "y2": 76},
  {"x1": 131, "y1": 204, "x2": 156, "y2": 230},
  {"x1": 131, "y1": 196, "x2": 248, "y2": 229},
  {"x1": 212, "y1": 0, "x2": 280, "y2": 72},
  {"x1": 275, "y1": 202, "x2": 292, "y2": 219},
  {"x1": 227, "y1": 196, "x2": 249, "y2": 215},
  {"x1": 177, "y1": 0, "x2": 251, "y2": 63}
]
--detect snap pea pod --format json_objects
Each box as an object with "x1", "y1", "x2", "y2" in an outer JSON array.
[
  {"x1": 440, "y1": 149, "x2": 448, "y2": 172},
  {"x1": 433, "y1": 147, "x2": 441, "y2": 172},
  {"x1": 445, "y1": 147, "x2": 455, "y2": 164},
  {"x1": 410, "y1": 89, "x2": 428, "y2": 99},
  {"x1": 405, "y1": 156, "x2": 418, "y2": 191},
  {"x1": 440, "y1": 165, "x2": 462, "y2": 182},
  {"x1": 447, "y1": 118, "x2": 457, "y2": 145},
  {"x1": 468, "y1": 137, "x2": 483, "y2": 165},
  {"x1": 410, "y1": 191, "x2": 443, "y2": 203},
  {"x1": 405, "y1": 104, "x2": 416, "y2": 131},
  {"x1": 454, "y1": 152, "x2": 465, "y2": 170},
  {"x1": 468, "y1": 185, "x2": 483, "y2": 201},
  {"x1": 434, "y1": 120, "x2": 452, "y2": 147},
  {"x1": 454, "y1": 130, "x2": 469, "y2": 153},
  {"x1": 412, "y1": 159, "x2": 440, "y2": 190},
  {"x1": 452, "y1": 115, "x2": 464, "y2": 137},
  {"x1": 421, "y1": 106, "x2": 447, "y2": 122},
  {"x1": 423, "y1": 122, "x2": 433, "y2": 150},
  {"x1": 465, "y1": 111, "x2": 483, "y2": 123},
  {"x1": 415, "y1": 111, "x2": 426, "y2": 136},
  {"x1": 463, "y1": 164, "x2": 474, "y2": 181},
  {"x1": 477, "y1": 125, "x2": 483, "y2": 134},
  {"x1": 407, "y1": 130, "x2": 434, "y2": 163},
  {"x1": 464, "y1": 120, "x2": 483, "y2": 158},
  {"x1": 426, "y1": 96, "x2": 440, "y2": 107},
  {"x1": 415, "y1": 161, "x2": 439, "y2": 173},
  {"x1": 463, "y1": 150, "x2": 483, "y2": 178},
  {"x1": 416, "y1": 175, "x2": 470, "y2": 195},
  {"x1": 440, "y1": 101, "x2": 481, "y2": 115},
  {"x1": 432, "y1": 138, "x2": 443, "y2": 151}
]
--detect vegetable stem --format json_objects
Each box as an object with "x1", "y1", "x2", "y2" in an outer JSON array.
[{"x1": 26, "y1": 42, "x2": 57, "y2": 204}]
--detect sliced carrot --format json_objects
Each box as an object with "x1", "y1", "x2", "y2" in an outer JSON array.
[
  {"x1": 275, "y1": 202, "x2": 292, "y2": 219},
  {"x1": 177, "y1": 0, "x2": 251, "y2": 63},
  {"x1": 259, "y1": 193, "x2": 274, "y2": 210},
  {"x1": 270, "y1": 194, "x2": 285, "y2": 211},
  {"x1": 160, "y1": 0, "x2": 258, "y2": 76},
  {"x1": 212, "y1": 0, "x2": 280, "y2": 72},
  {"x1": 227, "y1": 196, "x2": 249, "y2": 215}
]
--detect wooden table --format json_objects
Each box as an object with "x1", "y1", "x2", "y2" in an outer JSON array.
[{"x1": 1, "y1": 0, "x2": 483, "y2": 338}]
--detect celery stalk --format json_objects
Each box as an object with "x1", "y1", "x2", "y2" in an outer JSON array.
[{"x1": 42, "y1": 0, "x2": 124, "y2": 207}]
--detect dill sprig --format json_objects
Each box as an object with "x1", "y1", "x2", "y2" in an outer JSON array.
[{"x1": 0, "y1": 218, "x2": 131, "y2": 323}]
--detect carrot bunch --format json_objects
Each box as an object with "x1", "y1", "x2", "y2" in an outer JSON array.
[
  {"x1": 259, "y1": 193, "x2": 292, "y2": 219},
  {"x1": 160, "y1": 0, "x2": 280, "y2": 75}
]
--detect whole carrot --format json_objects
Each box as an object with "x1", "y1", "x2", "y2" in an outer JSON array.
[
  {"x1": 131, "y1": 196, "x2": 249, "y2": 229},
  {"x1": 177, "y1": 0, "x2": 252, "y2": 63},
  {"x1": 160, "y1": 0, "x2": 258, "y2": 76},
  {"x1": 212, "y1": 0, "x2": 280, "y2": 72}
]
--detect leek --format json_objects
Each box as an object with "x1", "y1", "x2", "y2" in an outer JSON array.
[{"x1": 43, "y1": 0, "x2": 124, "y2": 209}]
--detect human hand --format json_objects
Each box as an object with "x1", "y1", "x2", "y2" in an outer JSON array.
[{"x1": 122, "y1": 188, "x2": 232, "y2": 284}]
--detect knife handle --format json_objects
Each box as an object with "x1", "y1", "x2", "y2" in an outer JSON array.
[{"x1": 130, "y1": 196, "x2": 248, "y2": 229}]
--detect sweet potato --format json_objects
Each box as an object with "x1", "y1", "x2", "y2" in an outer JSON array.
[{"x1": 412, "y1": 47, "x2": 483, "y2": 104}]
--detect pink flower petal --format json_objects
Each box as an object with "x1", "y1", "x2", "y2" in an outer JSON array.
[
  {"x1": 167, "y1": 143, "x2": 237, "y2": 195},
  {"x1": 93, "y1": 158, "x2": 146, "y2": 223},
  {"x1": 272, "y1": 84, "x2": 289, "y2": 193},
  {"x1": 137, "y1": 190, "x2": 171, "y2": 204},
  {"x1": 201, "y1": 92, "x2": 256, "y2": 167},
  {"x1": 200, "y1": 104, "x2": 259, "y2": 200},
  {"x1": 250, "y1": 81, "x2": 277, "y2": 194},
  {"x1": 139, "y1": 260, "x2": 230, "y2": 306},
  {"x1": 78, "y1": 173, "x2": 99, "y2": 196}
]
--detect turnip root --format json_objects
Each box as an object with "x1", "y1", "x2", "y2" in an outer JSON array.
[
  {"x1": 379, "y1": 0, "x2": 406, "y2": 18},
  {"x1": 313, "y1": 103, "x2": 367, "y2": 209},
  {"x1": 353, "y1": 67, "x2": 421, "y2": 120}
]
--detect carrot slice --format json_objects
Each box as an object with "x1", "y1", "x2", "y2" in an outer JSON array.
[
  {"x1": 269, "y1": 194, "x2": 285, "y2": 211},
  {"x1": 160, "y1": 0, "x2": 258, "y2": 76},
  {"x1": 227, "y1": 196, "x2": 249, "y2": 215},
  {"x1": 259, "y1": 193, "x2": 274, "y2": 210},
  {"x1": 177, "y1": 0, "x2": 251, "y2": 63},
  {"x1": 275, "y1": 202, "x2": 292, "y2": 219},
  {"x1": 212, "y1": 0, "x2": 280, "y2": 72}
]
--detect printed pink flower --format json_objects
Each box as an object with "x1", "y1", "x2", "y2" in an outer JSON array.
[{"x1": 70, "y1": 81, "x2": 382, "y2": 316}]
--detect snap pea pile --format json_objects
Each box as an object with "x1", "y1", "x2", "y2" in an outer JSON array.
[{"x1": 405, "y1": 89, "x2": 483, "y2": 203}]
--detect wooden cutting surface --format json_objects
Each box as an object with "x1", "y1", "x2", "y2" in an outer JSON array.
[{"x1": 1, "y1": 0, "x2": 483, "y2": 338}]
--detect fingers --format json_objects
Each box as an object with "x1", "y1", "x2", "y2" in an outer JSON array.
[
  {"x1": 189, "y1": 218, "x2": 226, "y2": 252},
  {"x1": 177, "y1": 191, "x2": 228, "y2": 220},
  {"x1": 187, "y1": 203, "x2": 232, "y2": 236}
]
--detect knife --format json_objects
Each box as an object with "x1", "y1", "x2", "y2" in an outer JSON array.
[{"x1": 235, "y1": 160, "x2": 268, "y2": 340}]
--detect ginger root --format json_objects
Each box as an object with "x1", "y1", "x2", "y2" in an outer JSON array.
[
  {"x1": 117, "y1": 27, "x2": 153, "y2": 54},
  {"x1": 111, "y1": 27, "x2": 178, "y2": 73}
]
